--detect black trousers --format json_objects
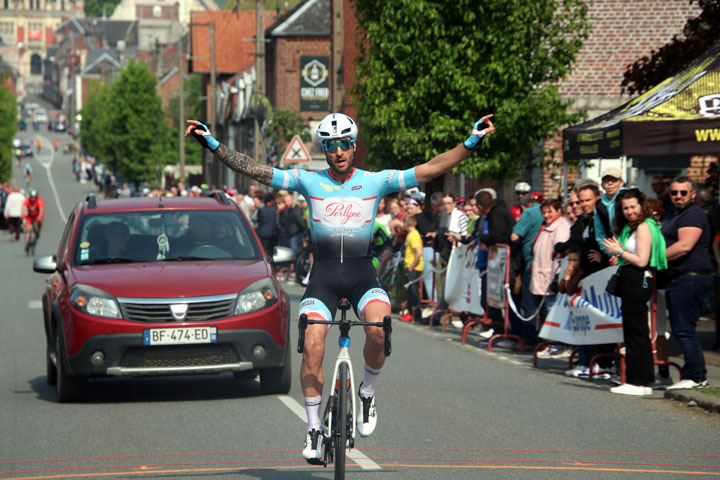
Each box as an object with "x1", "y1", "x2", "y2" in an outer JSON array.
[
  {"x1": 619, "y1": 265, "x2": 655, "y2": 386},
  {"x1": 406, "y1": 270, "x2": 422, "y2": 319}
]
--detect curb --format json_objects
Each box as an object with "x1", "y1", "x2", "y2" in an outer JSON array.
[{"x1": 663, "y1": 389, "x2": 720, "y2": 415}]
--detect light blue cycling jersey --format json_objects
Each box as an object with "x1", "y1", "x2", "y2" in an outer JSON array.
[{"x1": 271, "y1": 166, "x2": 418, "y2": 260}]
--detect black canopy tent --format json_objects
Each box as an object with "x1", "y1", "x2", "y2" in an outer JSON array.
[{"x1": 563, "y1": 42, "x2": 720, "y2": 167}]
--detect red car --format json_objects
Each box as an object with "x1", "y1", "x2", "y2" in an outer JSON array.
[{"x1": 33, "y1": 193, "x2": 295, "y2": 402}]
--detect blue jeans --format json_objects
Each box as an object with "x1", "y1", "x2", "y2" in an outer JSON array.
[
  {"x1": 665, "y1": 274, "x2": 712, "y2": 382},
  {"x1": 289, "y1": 232, "x2": 304, "y2": 255}
]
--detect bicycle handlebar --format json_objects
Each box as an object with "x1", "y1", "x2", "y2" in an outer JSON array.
[{"x1": 297, "y1": 313, "x2": 392, "y2": 357}]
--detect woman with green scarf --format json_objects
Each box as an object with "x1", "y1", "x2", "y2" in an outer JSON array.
[{"x1": 602, "y1": 188, "x2": 667, "y2": 396}]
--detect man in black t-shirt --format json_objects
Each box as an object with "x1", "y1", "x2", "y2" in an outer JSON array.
[{"x1": 662, "y1": 176, "x2": 712, "y2": 390}]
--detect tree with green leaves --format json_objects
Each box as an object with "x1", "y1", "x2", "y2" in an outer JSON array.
[
  {"x1": 0, "y1": 85, "x2": 17, "y2": 182},
  {"x1": 350, "y1": 0, "x2": 590, "y2": 180},
  {"x1": 81, "y1": 60, "x2": 173, "y2": 186},
  {"x1": 622, "y1": 0, "x2": 720, "y2": 95},
  {"x1": 85, "y1": 0, "x2": 122, "y2": 18},
  {"x1": 263, "y1": 108, "x2": 311, "y2": 159}
]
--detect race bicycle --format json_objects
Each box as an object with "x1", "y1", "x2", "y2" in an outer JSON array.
[
  {"x1": 25, "y1": 221, "x2": 39, "y2": 256},
  {"x1": 297, "y1": 299, "x2": 392, "y2": 480}
]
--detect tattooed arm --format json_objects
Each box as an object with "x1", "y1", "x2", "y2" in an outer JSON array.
[
  {"x1": 213, "y1": 144, "x2": 274, "y2": 186},
  {"x1": 185, "y1": 119, "x2": 275, "y2": 186}
]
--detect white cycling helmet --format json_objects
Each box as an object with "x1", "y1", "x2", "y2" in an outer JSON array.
[
  {"x1": 514, "y1": 181, "x2": 531, "y2": 193},
  {"x1": 315, "y1": 113, "x2": 358, "y2": 143}
]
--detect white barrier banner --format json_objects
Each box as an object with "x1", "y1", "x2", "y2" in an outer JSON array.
[
  {"x1": 538, "y1": 266, "x2": 623, "y2": 345},
  {"x1": 444, "y1": 244, "x2": 484, "y2": 316}
]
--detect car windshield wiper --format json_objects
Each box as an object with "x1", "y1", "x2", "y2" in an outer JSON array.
[
  {"x1": 163, "y1": 255, "x2": 218, "y2": 261},
  {"x1": 89, "y1": 257, "x2": 136, "y2": 264}
]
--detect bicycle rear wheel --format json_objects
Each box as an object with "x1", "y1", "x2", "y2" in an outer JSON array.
[{"x1": 334, "y1": 362, "x2": 348, "y2": 480}]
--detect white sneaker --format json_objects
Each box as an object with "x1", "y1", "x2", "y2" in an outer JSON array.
[
  {"x1": 450, "y1": 318, "x2": 464, "y2": 329},
  {"x1": 478, "y1": 328, "x2": 494, "y2": 340},
  {"x1": 666, "y1": 379, "x2": 709, "y2": 390},
  {"x1": 610, "y1": 383, "x2": 652, "y2": 396},
  {"x1": 357, "y1": 386, "x2": 377, "y2": 438},
  {"x1": 302, "y1": 429, "x2": 324, "y2": 463},
  {"x1": 579, "y1": 364, "x2": 611, "y2": 380},
  {"x1": 565, "y1": 366, "x2": 589, "y2": 377}
]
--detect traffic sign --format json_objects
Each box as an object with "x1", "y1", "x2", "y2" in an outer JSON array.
[{"x1": 281, "y1": 135, "x2": 311, "y2": 163}]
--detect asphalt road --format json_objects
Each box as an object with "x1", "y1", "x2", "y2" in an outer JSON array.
[{"x1": 1, "y1": 104, "x2": 719, "y2": 479}]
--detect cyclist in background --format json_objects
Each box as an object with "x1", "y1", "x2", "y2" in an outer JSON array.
[
  {"x1": 22, "y1": 189, "x2": 45, "y2": 244},
  {"x1": 23, "y1": 164, "x2": 32, "y2": 188},
  {"x1": 186, "y1": 112, "x2": 495, "y2": 462}
]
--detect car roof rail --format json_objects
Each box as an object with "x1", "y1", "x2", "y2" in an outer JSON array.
[
  {"x1": 208, "y1": 190, "x2": 231, "y2": 205},
  {"x1": 86, "y1": 193, "x2": 97, "y2": 209}
]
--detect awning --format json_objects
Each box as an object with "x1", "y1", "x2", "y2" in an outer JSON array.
[{"x1": 563, "y1": 41, "x2": 720, "y2": 161}]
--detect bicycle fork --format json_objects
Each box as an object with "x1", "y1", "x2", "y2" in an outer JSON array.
[{"x1": 326, "y1": 340, "x2": 356, "y2": 450}]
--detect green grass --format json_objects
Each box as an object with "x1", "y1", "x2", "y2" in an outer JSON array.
[{"x1": 697, "y1": 386, "x2": 720, "y2": 399}]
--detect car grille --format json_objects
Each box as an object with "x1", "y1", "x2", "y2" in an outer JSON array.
[
  {"x1": 118, "y1": 294, "x2": 236, "y2": 323},
  {"x1": 119, "y1": 344, "x2": 240, "y2": 369}
]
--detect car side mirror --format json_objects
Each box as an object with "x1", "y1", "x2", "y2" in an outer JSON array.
[
  {"x1": 33, "y1": 254, "x2": 57, "y2": 274},
  {"x1": 272, "y1": 246, "x2": 295, "y2": 265}
]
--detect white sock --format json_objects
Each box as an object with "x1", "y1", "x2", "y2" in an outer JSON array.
[
  {"x1": 360, "y1": 364, "x2": 381, "y2": 397},
  {"x1": 304, "y1": 396, "x2": 322, "y2": 432}
]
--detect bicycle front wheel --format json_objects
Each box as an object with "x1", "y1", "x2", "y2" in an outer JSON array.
[{"x1": 334, "y1": 362, "x2": 348, "y2": 480}]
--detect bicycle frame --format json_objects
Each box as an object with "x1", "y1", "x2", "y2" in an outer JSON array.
[{"x1": 298, "y1": 299, "x2": 391, "y2": 475}]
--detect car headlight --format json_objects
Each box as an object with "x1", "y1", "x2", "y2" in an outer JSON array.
[
  {"x1": 70, "y1": 285, "x2": 122, "y2": 319},
  {"x1": 235, "y1": 278, "x2": 278, "y2": 315}
]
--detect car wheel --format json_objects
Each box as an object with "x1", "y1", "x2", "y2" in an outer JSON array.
[
  {"x1": 46, "y1": 343, "x2": 57, "y2": 386},
  {"x1": 259, "y1": 346, "x2": 291, "y2": 395},
  {"x1": 55, "y1": 333, "x2": 86, "y2": 403}
]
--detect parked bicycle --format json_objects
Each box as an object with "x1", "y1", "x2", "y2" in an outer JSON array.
[{"x1": 297, "y1": 299, "x2": 392, "y2": 480}]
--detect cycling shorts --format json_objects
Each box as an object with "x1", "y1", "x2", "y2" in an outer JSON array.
[{"x1": 298, "y1": 256, "x2": 390, "y2": 323}]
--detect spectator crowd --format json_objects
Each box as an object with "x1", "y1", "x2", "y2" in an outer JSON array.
[{"x1": 6, "y1": 156, "x2": 720, "y2": 397}]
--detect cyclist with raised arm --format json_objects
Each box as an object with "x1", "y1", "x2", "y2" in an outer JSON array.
[
  {"x1": 22, "y1": 189, "x2": 45, "y2": 245},
  {"x1": 186, "y1": 112, "x2": 495, "y2": 462}
]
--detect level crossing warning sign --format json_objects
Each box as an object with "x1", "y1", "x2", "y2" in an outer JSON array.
[{"x1": 281, "y1": 135, "x2": 311, "y2": 163}]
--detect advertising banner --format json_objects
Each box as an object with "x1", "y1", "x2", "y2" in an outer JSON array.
[
  {"x1": 538, "y1": 266, "x2": 624, "y2": 345},
  {"x1": 300, "y1": 56, "x2": 329, "y2": 111},
  {"x1": 486, "y1": 245, "x2": 508, "y2": 308},
  {"x1": 444, "y1": 244, "x2": 483, "y2": 316}
]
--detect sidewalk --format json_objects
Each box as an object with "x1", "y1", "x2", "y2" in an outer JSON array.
[{"x1": 664, "y1": 315, "x2": 720, "y2": 414}]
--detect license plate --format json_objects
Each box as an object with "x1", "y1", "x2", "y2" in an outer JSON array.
[{"x1": 143, "y1": 327, "x2": 217, "y2": 345}]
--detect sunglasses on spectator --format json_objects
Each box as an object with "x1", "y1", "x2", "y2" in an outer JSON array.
[
  {"x1": 322, "y1": 138, "x2": 355, "y2": 152},
  {"x1": 670, "y1": 190, "x2": 689, "y2": 197},
  {"x1": 601, "y1": 176, "x2": 620, "y2": 183},
  {"x1": 569, "y1": 201, "x2": 580, "y2": 206}
]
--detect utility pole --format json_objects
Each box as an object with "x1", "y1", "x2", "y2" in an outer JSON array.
[
  {"x1": 332, "y1": 0, "x2": 343, "y2": 112},
  {"x1": 254, "y1": 0, "x2": 266, "y2": 165},
  {"x1": 206, "y1": 22, "x2": 216, "y2": 185},
  {"x1": 209, "y1": 22, "x2": 216, "y2": 136},
  {"x1": 177, "y1": 36, "x2": 185, "y2": 181}
]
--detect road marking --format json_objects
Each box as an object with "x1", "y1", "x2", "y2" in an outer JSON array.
[
  {"x1": 31, "y1": 134, "x2": 67, "y2": 224},
  {"x1": 28, "y1": 300, "x2": 43, "y2": 309},
  {"x1": 277, "y1": 395, "x2": 382, "y2": 471}
]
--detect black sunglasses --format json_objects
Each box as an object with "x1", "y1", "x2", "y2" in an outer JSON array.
[{"x1": 670, "y1": 190, "x2": 689, "y2": 197}]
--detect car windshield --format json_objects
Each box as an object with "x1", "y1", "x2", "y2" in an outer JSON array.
[{"x1": 72, "y1": 209, "x2": 262, "y2": 265}]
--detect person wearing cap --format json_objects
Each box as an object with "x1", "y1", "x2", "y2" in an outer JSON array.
[
  {"x1": 594, "y1": 167, "x2": 626, "y2": 263},
  {"x1": 512, "y1": 181, "x2": 531, "y2": 221},
  {"x1": 21, "y1": 189, "x2": 45, "y2": 245},
  {"x1": 186, "y1": 112, "x2": 495, "y2": 462}
]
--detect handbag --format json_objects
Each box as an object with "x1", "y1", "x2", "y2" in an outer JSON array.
[{"x1": 605, "y1": 269, "x2": 621, "y2": 297}]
